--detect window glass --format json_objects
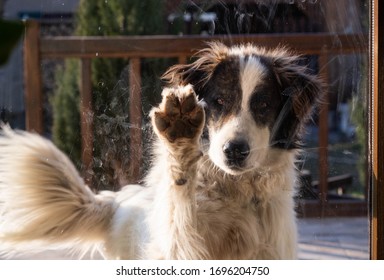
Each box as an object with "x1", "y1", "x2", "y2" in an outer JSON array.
[{"x1": 0, "y1": 0, "x2": 370, "y2": 259}]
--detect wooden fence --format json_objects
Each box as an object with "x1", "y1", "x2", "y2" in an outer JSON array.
[{"x1": 23, "y1": 21, "x2": 368, "y2": 216}]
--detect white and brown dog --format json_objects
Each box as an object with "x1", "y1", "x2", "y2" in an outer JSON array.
[{"x1": 0, "y1": 42, "x2": 321, "y2": 259}]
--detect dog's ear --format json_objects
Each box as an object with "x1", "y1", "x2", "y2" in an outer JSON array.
[
  {"x1": 162, "y1": 42, "x2": 229, "y2": 95},
  {"x1": 269, "y1": 53, "x2": 323, "y2": 148},
  {"x1": 272, "y1": 54, "x2": 323, "y2": 120}
]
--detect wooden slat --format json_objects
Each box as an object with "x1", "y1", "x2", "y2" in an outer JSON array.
[
  {"x1": 311, "y1": 174, "x2": 353, "y2": 191},
  {"x1": 298, "y1": 200, "x2": 367, "y2": 218},
  {"x1": 23, "y1": 21, "x2": 43, "y2": 133},
  {"x1": 80, "y1": 58, "x2": 93, "y2": 184},
  {"x1": 40, "y1": 33, "x2": 368, "y2": 59},
  {"x1": 129, "y1": 58, "x2": 142, "y2": 183},
  {"x1": 371, "y1": 0, "x2": 384, "y2": 260},
  {"x1": 178, "y1": 55, "x2": 187, "y2": 64},
  {"x1": 318, "y1": 54, "x2": 330, "y2": 217}
]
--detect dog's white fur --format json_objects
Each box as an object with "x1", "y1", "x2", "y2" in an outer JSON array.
[{"x1": 0, "y1": 43, "x2": 321, "y2": 259}]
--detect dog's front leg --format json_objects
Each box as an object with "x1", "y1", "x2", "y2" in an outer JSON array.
[{"x1": 150, "y1": 85, "x2": 208, "y2": 259}]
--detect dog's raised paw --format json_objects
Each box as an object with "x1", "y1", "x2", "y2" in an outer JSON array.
[{"x1": 151, "y1": 85, "x2": 205, "y2": 143}]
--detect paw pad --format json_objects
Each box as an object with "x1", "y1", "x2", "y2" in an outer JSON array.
[{"x1": 151, "y1": 85, "x2": 205, "y2": 143}]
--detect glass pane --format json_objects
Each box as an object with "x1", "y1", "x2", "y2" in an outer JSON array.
[{"x1": 0, "y1": 0, "x2": 370, "y2": 260}]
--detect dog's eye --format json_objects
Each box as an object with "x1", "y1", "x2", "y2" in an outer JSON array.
[
  {"x1": 260, "y1": 102, "x2": 267, "y2": 109},
  {"x1": 215, "y1": 98, "x2": 225, "y2": 106},
  {"x1": 251, "y1": 100, "x2": 270, "y2": 115},
  {"x1": 257, "y1": 103, "x2": 269, "y2": 115}
]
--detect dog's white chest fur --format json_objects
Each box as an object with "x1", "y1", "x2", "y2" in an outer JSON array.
[{"x1": 103, "y1": 149, "x2": 298, "y2": 260}]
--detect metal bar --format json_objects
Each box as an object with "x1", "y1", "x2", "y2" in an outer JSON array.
[{"x1": 23, "y1": 21, "x2": 43, "y2": 134}]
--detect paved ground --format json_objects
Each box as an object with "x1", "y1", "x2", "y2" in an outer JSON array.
[
  {"x1": 297, "y1": 217, "x2": 369, "y2": 259},
  {"x1": 0, "y1": 217, "x2": 369, "y2": 260}
]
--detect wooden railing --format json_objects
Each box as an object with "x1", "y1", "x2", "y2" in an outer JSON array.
[{"x1": 23, "y1": 21, "x2": 368, "y2": 215}]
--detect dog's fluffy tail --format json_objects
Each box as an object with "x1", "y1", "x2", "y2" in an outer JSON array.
[{"x1": 0, "y1": 127, "x2": 116, "y2": 250}]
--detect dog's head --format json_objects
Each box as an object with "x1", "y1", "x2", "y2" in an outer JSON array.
[{"x1": 163, "y1": 42, "x2": 322, "y2": 175}]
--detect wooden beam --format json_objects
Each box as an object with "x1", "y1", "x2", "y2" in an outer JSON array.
[
  {"x1": 80, "y1": 58, "x2": 93, "y2": 184},
  {"x1": 371, "y1": 0, "x2": 384, "y2": 260},
  {"x1": 39, "y1": 33, "x2": 368, "y2": 59},
  {"x1": 129, "y1": 58, "x2": 142, "y2": 183},
  {"x1": 23, "y1": 20, "x2": 43, "y2": 134},
  {"x1": 297, "y1": 200, "x2": 367, "y2": 218},
  {"x1": 178, "y1": 55, "x2": 187, "y2": 64}
]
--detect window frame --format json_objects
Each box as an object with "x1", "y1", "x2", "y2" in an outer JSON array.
[{"x1": 370, "y1": 0, "x2": 384, "y2": 260}]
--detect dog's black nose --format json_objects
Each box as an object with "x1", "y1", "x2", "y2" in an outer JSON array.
[{"x1": 222, "y1": 139, "x2": 250, "y2": 166}]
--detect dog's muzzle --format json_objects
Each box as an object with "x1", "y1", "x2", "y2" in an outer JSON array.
[{"x1": 222, "y1": 139, "x2": 250, "y2": 168}]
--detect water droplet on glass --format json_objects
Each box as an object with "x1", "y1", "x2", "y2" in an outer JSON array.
[{"x1": 94, "y1": 159, "x2": 103, "y2": 168}]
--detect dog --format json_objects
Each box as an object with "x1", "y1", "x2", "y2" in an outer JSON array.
[{"x1": 0, "y1": 42, "x2": 322, "y2": 259}]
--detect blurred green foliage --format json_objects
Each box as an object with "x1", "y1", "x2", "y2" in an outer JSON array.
[{"x1": 52, "y1": 0, "x2": 168, "y2": 189}]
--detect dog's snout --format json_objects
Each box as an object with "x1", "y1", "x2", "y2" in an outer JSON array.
[{"x1": 222, "y1": 139, "x2": 250, "y2": 166}]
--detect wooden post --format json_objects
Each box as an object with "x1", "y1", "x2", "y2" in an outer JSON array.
[
  {"x1": 318, "y1": 54, "x2": 330, "y2": 217},
  {"x1": 178, "y1": 55, "x2": 187, "y2": 64},
  {"x1": 24, "y1": 20, "x2": 43, "y2": 134},
  {"x1": 129, "y1": 58, "x2": 142, "y2": 183},
  {"x1": 80, "y1": 58, "x2": 93, "y2": 184},
  {"x1": 371, "y1": 0, "x2": 384, "y2": 260}
]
